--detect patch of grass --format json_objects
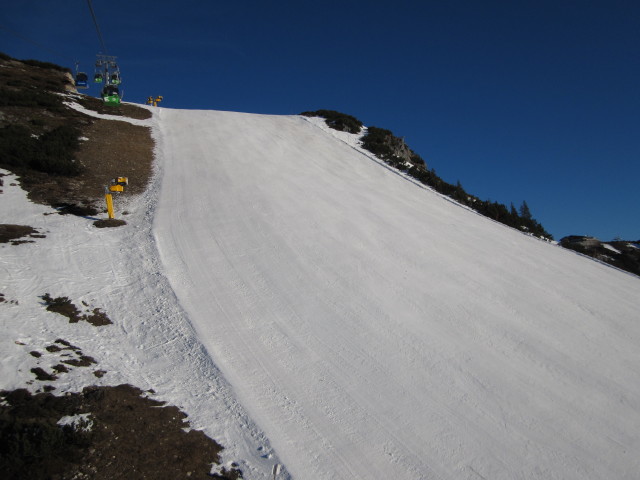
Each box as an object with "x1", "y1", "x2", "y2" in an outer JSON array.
[
  {"x1": 0, "y1": 87, "x2": 63, "y2": 110},
  {"x1": 0, "y1": 385, "x2": 242, "y2": 479},
  {"x1": 0, "y1": 388, "x2": 93, "y2": 478},
  {"x1": 54, "y1": 202, "x2": 99, "y2": 217},
  {"x1": 0, "y1": 224, "x2": 42, "y2": 244},
  {"x1": 93, "y1": 219, "x2": 127, "y2": 228},
  {"x1": 40, "y1": 294, "x2": 82, "y2": 323},
  {"x1": 62, "y1": 356, "x2": 97, "y2": 368},
  {"x1": 40, "y1": 295, "x2": 113, "y2": 326},
  {"x1": 0, "y1": 124, "x2": 82, "y2": 176},
  {"x1": 85, "y1": 308, "x2": 112, "y2": 326},
  {"x1": 1, "y1": 55, "x2": 155, "y2": 218},
  {"x1": 29, "y1": 367, "x2": 58, "y2": 382},
  {"x1": 77, "y1": 95, "x2": 153, "y2": 120},
  {"x1": 52, "y1": 364, "x2": 70, "y2": 374}
]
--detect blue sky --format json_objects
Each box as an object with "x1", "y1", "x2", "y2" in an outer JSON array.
[{"x1": 2, "y1": 0, "x2": 638, "y2": 240}]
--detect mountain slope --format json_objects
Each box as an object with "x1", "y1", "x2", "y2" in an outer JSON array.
[
  {"x1": 153, "y1": 109, "x2": 640, "y2": 479},
  {"x1": 0, "y1": 102, "x2": 280, "y2": 479}
]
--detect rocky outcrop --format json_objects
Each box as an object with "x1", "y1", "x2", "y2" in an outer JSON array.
[{"x1": 560, "y1": 236, "x2": 640, "y2": 276}]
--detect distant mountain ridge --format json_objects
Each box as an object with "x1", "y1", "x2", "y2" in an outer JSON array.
[{"x1": 560, "y1": 236, "x2": 640, "y2": 276}]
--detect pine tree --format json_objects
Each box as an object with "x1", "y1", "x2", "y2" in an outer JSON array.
[
  {"x1": 519, "y1": 201, "x2": 532, "y2": 220},
  {"x1": 510, "y1": 202, "x2": 518, "y2": 218}
]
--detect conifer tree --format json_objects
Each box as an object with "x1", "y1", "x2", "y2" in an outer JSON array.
[
  {"x1": 519, "y1": 201, "x2": 532, "y2": 220},
  {"x1": 510, "y1": 202, "x2": 518, "y2": 218}
]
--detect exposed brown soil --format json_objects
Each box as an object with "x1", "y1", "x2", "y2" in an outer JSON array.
[
  {"x1": 12, "y1": 336, "x2": 244, "y2": 478},
  {"x1": 73, "y1": 118, "x2": 154, "y2": 198},
  {"x1": 16, "y1": 116, "x2": 154, "y2": 215},
  {"x1": 0, "y1": 385, "x2": 242, "y2": 480},
  {"x1": 0, "y1": 56, "x2": 154, "y2": 218},
  {"x1": 77, "y1": 95, "x2": 153, "y2": 121},
  {"x1": 1, "y1": 56, "x2": 246, "y2": 479},
  {"x1": 93, "y1": 218, "x2": 127, "y2": 228},
  {"x1": 0, "y1": 224, "x2": 44, "y2": 244},
  {"x1": 27, "y1": 339, "x2": 97, "y2": 386},
  {"x1": 29, "y1": 367, "x2": 58, "y2": 382},
  {"x1": 40, "y1": 293, "x2": 113, "y2": 326}
]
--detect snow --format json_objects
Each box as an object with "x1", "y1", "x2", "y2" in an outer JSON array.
[
  {"x1": 3, "y1": 104, "x2": 640, "y2": 480},
  {"x1": 0, "y1": 153, "x2": 282, "y2": 478},
  {"x1": 57, "y1": 413, "x2": 93, "y2": 431},
  {"x1": 602, "y1": 243, "x2": 622, "y2": 254},
  {"x1": 153, "y1": 109, "x2": 640, "y2": 479}
]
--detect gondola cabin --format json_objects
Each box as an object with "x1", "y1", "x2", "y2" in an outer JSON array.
[
  {"x1": 75, "y1": 72, "x2": 89, "y2": 89},
  {"x1": 101, "y1": 85, "x2": 121, "y2": 105},
  {"x1": 109, "y1": 73, "x2": 121, "y2": 85},
  {"x1": 94, "y1": 72, "x2": 104, "y2": 83}
]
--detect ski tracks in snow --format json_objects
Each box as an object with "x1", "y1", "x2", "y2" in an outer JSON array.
[
  {"x1": 153, "y1": 109, "x2": 640, "y2": 480},
  {"x1": 0, "y1": 111, "x2": 286, "y2": 479}
]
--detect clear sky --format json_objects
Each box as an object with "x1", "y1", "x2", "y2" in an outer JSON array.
[{"x1": 2, "y1": 0, "x2": 638, "y2": 241}]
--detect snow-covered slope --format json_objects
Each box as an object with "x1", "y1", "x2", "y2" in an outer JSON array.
[
  {"x1": 0, "y1": 107, "x2": 282, "y2": 479},
  {"x1": 2, "y1": 104, "x2": 638, "y2": 479},
  {"x1": 152, "y1": 109, "x2": 640, "y2": 479}
]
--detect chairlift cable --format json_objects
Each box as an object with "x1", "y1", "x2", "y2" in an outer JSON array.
[
  {"x1": 86, "y1": 0, "x2": 108, "y2": 55},
  {"x1": 0, "y1": 24, "x2": 70, "y2": 60}
]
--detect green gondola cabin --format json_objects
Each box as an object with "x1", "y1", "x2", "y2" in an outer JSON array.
[{"x1": 101, "y1": 85, "x2": 121, "y2": 105}]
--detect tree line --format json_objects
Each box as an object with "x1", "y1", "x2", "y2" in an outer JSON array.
[{"x1": 303, "y1": 110, "x2": 552, "y2": 240}]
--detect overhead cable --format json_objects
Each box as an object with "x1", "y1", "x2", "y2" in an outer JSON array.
[
  {"x1": 86, "y1": 0, "x2": 108, "y2": 54},
  {"x1": 0, "y1": 24, "x2": 70, "y2": 60}
]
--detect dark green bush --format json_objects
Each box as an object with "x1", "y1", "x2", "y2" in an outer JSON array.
[
  {"x1": 6, "y1": 79, "x2": 26, "y2": 88},
  {"x1": 410, "y1": 152, "x2": 425, "y2": 166},
  {"x1": 31, "y1": 126, "x2": 82, "y2": 175},
  {"x1": 301, "y1": 110, "x2": 363, "y2": 134},
  {"x1": 0, "y1": 87, "x2": 62, "y2": 110},
  {"x1": 0, "y1": 389, "x2": 92, "y2": 478},
  {"x1": 0, "y1": 124, "x2": 82, "y2": 176},
  {"x1": 0, "y1": 125, "x2": 36, "y2": 168},
  {"x1": 361, "y1": 126, "x2": 395, "y2": 159}
]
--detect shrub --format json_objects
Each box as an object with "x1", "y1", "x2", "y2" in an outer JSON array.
[
  {"x1": 301, "y1": 110, "x2": 363, "y2": 134},
  {"x1": 0, "y1": 125, "x2": 82, "y2": 176},
  {"x1": 0, "y1": 389, "x2": 93, "y2": 477},
  {"x1": 0, "y1": 125, "x2": 36, "y2": 169},
  {"x1": 31, "y1": 126, "x2": 82, "y2": 176},
  {"x1": 0, "y1": 87, "x2": 62, "y2": 110},
  {"x1": 361, "y1": 126, "x2": 395, "y2": 159}
]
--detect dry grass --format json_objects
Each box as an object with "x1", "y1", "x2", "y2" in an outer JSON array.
[
  {"x1": 1, "y1": 56, "x2": 244, "y2": 479},
  {"x1": 0, "y1": 56, "x2": 155, "y2": 215}
]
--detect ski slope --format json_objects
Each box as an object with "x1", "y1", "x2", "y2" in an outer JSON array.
[
  {"x1": 153, "y1": 109, "x2": 640, "y2": 479},
  {"x1": 0, "y1": 106, "x2": 283, "y2": 479}
]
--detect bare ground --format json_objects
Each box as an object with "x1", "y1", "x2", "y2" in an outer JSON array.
[
  {"x1": 0, "y1": 56, "x2": 245, "y2": 478},
  {"x1": 0, "y1": 384, "x2": 242, "y2": 480}
]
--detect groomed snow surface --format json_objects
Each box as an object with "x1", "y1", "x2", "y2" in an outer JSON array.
[
  {"x1": 3, "y1": 105, "x2": 640, "y2": 479},
  {"x1": 153, "y1": 109, "x2": 640, "y2": 479}
]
